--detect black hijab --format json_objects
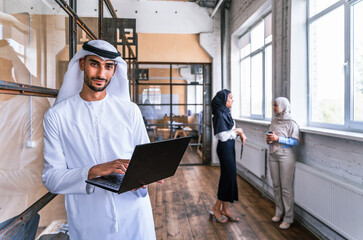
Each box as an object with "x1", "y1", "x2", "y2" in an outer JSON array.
[{"x1": 211, "y1": 89, "x2": 234, "y2": 135}]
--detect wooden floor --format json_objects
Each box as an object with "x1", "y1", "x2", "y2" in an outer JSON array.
[
  {"x1": 35, "y1": 149, "x2": 319, "y2": 240},
  {"x1": 180, "y1": 147, "x2": 203, "y2": 165},
  {"x1": 148, "y1": 165, "x2": 319, "y2": 240}
]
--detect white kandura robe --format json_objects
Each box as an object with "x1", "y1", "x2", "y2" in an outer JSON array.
[{"x1": 42, "y1": 94, "x2": 156, "y2": 240}]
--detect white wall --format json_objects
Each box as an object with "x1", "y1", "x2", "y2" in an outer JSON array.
[
  {"x1": 4, "y1": 0, "x2": 214, "y2": 34},
  {"x1": 229, "y1": 0, "x2": 363, "y2": 238}
]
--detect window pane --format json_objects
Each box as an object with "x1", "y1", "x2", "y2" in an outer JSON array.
[
  {"x1": 0, "y1": 1, "x2": 68, "y2": 225},
  {"x1": 240, "y1": 45, "x2": 250, "y2": 59},
  {"x1": 137, "y1": 65, "x2": 171, "y2": 105},
  {"x1": 265, "y1": 45, "x2": 273, "y2": 119},
  {"x1": 239, "y1": 34, "x2": 250, "y2": 58},
  {"x1": 265, "y1": 13, "x2": 272, "y2": 44},
  {"x1": 352, "y1": 1, "x2": 363, "y2": 122},
  {"x1": 309, "y1": 6, "x2": 344, "y2": 124},
  {"x1": 309, "y1": 0, "x2": 340, "y2": 17},
  {"x1": 250, "y1": 21, "x2": 264, "y2": 52},
  {"x1": 240, "y1": 59, "x2": 250, "y2": 116},
  {"x1": 251, "y1": 53, "x2": 263, "y2": 115}
]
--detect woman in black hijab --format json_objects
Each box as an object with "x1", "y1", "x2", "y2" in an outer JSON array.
[{"x1": 210, "y1": 89, "x2": 246, "y2": 223}]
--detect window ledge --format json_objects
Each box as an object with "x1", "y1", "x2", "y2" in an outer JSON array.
[
  {"x1": 234, "y1": 118, "x2": 363, "y2": 142},
  {"x1": 300, "y1": 126, "x2": 363, "y2": 142},
  {"x1": 234, "y1": 117, "x2": 270, "y2": 127}
]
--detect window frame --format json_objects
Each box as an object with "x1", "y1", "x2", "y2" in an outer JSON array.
[
  {"x1": 307, "y1": 0, "x2": 363, "y2": 132},
  {"x1": 238, "y1": 12, "x2": 272, "y2": 120}
]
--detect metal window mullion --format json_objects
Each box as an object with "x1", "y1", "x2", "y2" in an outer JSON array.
[
  {"x1": 240, "y1": 42, "x2": 271, "y2": 63},
  {"x1": 202, "y1": 64, "x2": 209, "y2": 163},
  {"x1": 345, "y1": 1, "x2": 351, "y2": 128},
  {"x1": 249, "y1": 50, "x2": 253, "y2": 117},
  {"x1": 238, "y1": 56, "x2": 242, "y2": 118},
  {"x1": 169, "y1": 64, "x2": 173, "y2": 138},
  {"x1": 308, "y1": 0, "x2": 345, "y2": 23},
  {"x1": 238, "y1": 11, "x2": 272, "y2": 40},
  {"x1": 262, "y1": 45, "x2": 266, "y2": 119},
  {"x1": 307, "y1": 0, "x2": 312, "y2": 125}
]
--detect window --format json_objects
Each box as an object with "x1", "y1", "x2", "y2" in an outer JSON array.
[
  {"x1": 238, "y1": 13, "x2": 272, "y2": 119},
  {"x1": 308, "y1": 0, "x2": 363, "y2": 130},
  {"x1": 142, "y1": 87, "x2": 161, "y2": 110}
]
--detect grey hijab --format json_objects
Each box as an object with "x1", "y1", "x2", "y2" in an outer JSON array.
[{"x1": 269, "y1": 97, "x2": 300, "y2": 153}]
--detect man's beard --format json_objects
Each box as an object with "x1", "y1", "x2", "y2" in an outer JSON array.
[{"x1": 84, "y1": 76, "x2": 111, "y2": 92}]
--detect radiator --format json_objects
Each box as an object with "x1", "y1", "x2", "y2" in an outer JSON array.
[
  {"x1": 235, "y1": 140, "x2": 267, "y2": 179},
  {"x1": 295, "y1": 162, "x2": 363, "y2": 240}
]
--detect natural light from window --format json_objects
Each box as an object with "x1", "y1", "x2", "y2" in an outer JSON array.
[
  {"x1": 309, "y1": 6, "x2": 344, "y2": 124},
  {"x1": 237, "y1": 13, "x2": 272, "y2": 120},
  {"x1": 353, "y1": 1, "x2": 363, "y2": 122}
]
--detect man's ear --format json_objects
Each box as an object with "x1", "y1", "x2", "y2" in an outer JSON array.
[{"x1": 79, "y1": 58, "x2": 85, "y2": 71}]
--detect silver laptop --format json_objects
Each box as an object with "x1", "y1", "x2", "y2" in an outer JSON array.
[{"x1": 86, "y1": 136, "x2": 192, "y2": 194}]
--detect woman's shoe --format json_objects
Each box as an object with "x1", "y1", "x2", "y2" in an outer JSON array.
[
  {"x1": 225, "y1": 215, "x2": 240, "y2": 222},
  {"x1": 209, "y1": 211, "x2": 227, "y2": 223},
  {"x1": 279, "y1": 222, "x2": 291, "y2": 229},
  {"x1": 220, "y1": 211, "x2": 240, "y2": 222},
  {"x1": 272, "y1": 216, "x2": 281, "y2": 222}
]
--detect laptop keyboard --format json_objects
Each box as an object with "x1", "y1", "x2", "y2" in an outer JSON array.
[{"x1": 99, "y1": 173, "x2": 125, "y2": 189}]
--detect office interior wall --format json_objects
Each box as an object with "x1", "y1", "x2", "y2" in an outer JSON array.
[
  {"x1": 229, "y1": 0, "x2": 363, "y2": 238},
  {"x1": 138, "y1": 33, "x2": 212, "y2": 63}
]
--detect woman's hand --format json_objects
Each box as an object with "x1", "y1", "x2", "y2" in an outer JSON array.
[
  {"x1": 88, "y1": 159, "x2": 130, "y2": 179},
  {"x1": 234, "y1": 128, "x2": 243, "y2": 137},
  {"x1": 266, "y1": 132, "x2": 279, "y2": 144},
  {"x1": 241, "y1": 133, "x2": 247, "y2": 145},
  {"x1": 235, "y1": 128, "x2": 247, "y2": 145}
]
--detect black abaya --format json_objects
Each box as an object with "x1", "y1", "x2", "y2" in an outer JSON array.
[{"x1": 216, "y1": 139, "x2": 238, "y2": 203}]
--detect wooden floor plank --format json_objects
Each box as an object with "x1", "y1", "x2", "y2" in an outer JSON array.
[
  {"x1": 177, "y1": 167, "x2": 220, "y2": 239},
  {"x1": 149, "y1": 163, "x2": 319, "y2": 240}
]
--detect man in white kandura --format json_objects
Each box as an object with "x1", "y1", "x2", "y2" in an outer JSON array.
[{"x1": 42, "y1": 40, "x2": 159, "y2": 240}]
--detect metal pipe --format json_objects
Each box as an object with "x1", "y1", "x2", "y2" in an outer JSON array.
[
  {"x1": 55, "y1": 0, "x2": 96, "y2": 40},
  {"x1": 98, "y1": 0, "x2": 103, "y2": 39},
  {"x1": 0, "y1": 192, "x2": 57, "y2": 239},
  {"x1": 0, "y1": 80, "x2": 58, "y2": 97},
  {"x1": 220, "y1": 1, "x2": 225, "y2": 89},
  {"x1": 210, "y1": 0, "x2": 224, "y2": 18},
  {"x1": 103, "y1": 0, "x2": 118, "y2": 18}
]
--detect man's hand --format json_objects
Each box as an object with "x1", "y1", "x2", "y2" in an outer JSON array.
[
  {"x1": 88, "y1": 159, "x2": 130, "y2": 179},
  {"x1": 131, "y1": 179, "x2": 165, "y2": 191},
  {"x1": 157, "y1": 179, "x2": 164, "y2": 184}
]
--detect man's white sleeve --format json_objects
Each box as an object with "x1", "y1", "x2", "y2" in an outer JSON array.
[{"x1": 42, "y1": 110, "x2": 93, "y2": 195}]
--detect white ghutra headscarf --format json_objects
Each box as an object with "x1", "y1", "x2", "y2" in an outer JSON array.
[{"x1": 55, "y1": 40, "x2": 129, "y2": 105}]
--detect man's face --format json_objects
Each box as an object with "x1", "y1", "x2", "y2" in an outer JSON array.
[{"x1": 79, "y1": 55, "x2": 116, "y2": 92}]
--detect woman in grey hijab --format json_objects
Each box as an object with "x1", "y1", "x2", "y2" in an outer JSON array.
[{"x1": 266, "y1": 97, "x2": 300, "y2": 230}]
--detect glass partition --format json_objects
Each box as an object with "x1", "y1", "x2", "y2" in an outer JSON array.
[
  {"x1": 0, "y1": 0, "x2": 70, "y2": 231},
  {"x1": 137, "y1": 63, "x2": 211, "y2": 165}
]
